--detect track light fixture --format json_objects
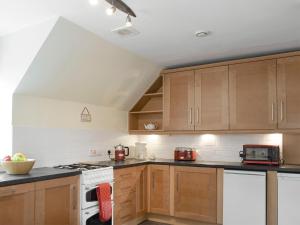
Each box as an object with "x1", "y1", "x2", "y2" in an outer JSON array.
[
  {"x1": 125, "y1": 14, "x2": 132, "y2": 27},
  {"x1": 106, "y1": 6, "x2": 116, "y2": 15}
]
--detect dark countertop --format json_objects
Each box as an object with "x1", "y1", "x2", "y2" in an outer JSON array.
[
  {"x1": 0, "y1": 167, "x2": 81, "y2": 187},
  {"x1": 96, "y1": 158, "x2": 300, "y2": 173},
  {"x1": 2, "y1": 159, "x2": 300, "y2": 187}
]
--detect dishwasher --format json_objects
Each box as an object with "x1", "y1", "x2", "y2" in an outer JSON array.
[
  {"x1": 223, "y1": 170, "x2": 266, "y2": 225},
  {"x1": 278, "y1": 173, "x2": 300, "y2": 225}
]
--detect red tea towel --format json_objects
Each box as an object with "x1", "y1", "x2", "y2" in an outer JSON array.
[{"x1": 96, "y1": 183, "x2": 112, "y2": 222}]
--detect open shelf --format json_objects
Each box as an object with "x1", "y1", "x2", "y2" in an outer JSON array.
[
  {"x1": 129, "y1": 75, "x2": 163, "y2": 132},
  {"x1": 130, "y1": 110, "x2": 163, "y2": 114},
  {"x1": 143, "y1": 92, "x2": 163, "y2": 97}
]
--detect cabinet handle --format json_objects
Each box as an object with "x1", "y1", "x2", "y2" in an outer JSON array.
[
  {"x1": 176, "y1": 173, "x2": 179, "y2": 192},
  {"x1": 271, "y1": 103, "x2": 274, "y2": 121},
  {"x1": 280, "y1": 100, "x2": 284, "y2": 121},
  {"x1": 152, "y1": 173, "x2": 155, "y2": 190},
  {"x1": 189, "y1": 108, "x2": 193, "y2": 124},
  {"x1": 197, "y1": 107, "x2": 199, "y2": 124},
  {"x1": 0, "y1": 189, "x2": 16, "y2": 198},
  {"x1": 72, "y1": 185, "x2": 77, "y2": 210}
]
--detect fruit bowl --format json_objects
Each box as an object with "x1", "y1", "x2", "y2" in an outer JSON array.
[{"x1": 1, "y1": 159, "x2": 35, "y2": 175}]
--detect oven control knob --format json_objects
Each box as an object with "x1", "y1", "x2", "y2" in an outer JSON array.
[{"x1": 85, "y1": 212, "x2": 89, "y2": 215}]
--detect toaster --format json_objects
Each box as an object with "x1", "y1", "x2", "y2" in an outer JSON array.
[{"x1": 174, "y1": 147, "x2": 197, "y2": 161}]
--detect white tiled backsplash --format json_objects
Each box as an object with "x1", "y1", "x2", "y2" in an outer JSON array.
[
  {"x1": 138, "y1": 134, "x2": 283, "y2": 162},
  {"x1": 13, "y1": 126, "x2": 137, "y2": 167}
]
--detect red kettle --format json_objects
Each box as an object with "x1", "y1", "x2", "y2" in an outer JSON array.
[{"x1": 114, "y1": 144, "x2": 129, "y2": 161}]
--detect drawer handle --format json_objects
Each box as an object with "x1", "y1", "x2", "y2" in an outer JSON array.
[{"x1": 0, "y1": 190, "x2": 16, "y2": 198}]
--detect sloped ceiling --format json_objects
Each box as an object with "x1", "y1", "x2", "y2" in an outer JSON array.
[
  {"x1": 14, "y1": 18, "x2": 162, "y2": 110},
  {"x1": 0, "y1": 18, "x2": 57, "y2": 92}
]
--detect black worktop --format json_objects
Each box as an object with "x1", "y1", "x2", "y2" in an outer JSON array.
[
  {"x1": 97, "y1": 158, "x2": 300, "y2": 173},
  {"x1": 2, "y1": 159, "x2": 300, "y2": 187},
  {"x1": 0, "y1": 167, "x2": 81, "y2": 187}
]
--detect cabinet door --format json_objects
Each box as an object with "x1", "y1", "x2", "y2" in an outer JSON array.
[
  {"x1": 277, "y1": 56, "x2": 300, "y2": 129},
  {"x1": 229, "y1": 60, "x2": 277, "y2": 130},
  {"x1": 0, "y1": 183, "x2": 34, "y2": 225},
  {"x1": 195, "y1": 66, "x2": 229, "y2": 130},
  {"x1": 35, "y1": 176, "x2": 79, "y2": 225},
  {"x1": 163, "y1": 71, "x2": 195, "y2": 131},
  {"x1": 136, "y1": 166, "x2": 147, "y2": 218},
  {"x1": 174, "y1": 166, "x2": 217, "y2": 223},
  {"x1": 149, "y1": 165, "x2": 170, "y2": 215}
]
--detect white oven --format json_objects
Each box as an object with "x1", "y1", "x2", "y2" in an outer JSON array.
[
  {"x1": 81, "y1": 205, "x2": 113, "y2": 225},
  {"x1": 80, "y1": 167, "x2": 114, "y2": 225},
  {"x1": 81, "y1": 181, "x2": 113, "y2": 209}
]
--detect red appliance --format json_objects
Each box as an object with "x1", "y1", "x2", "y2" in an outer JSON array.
[
  {"x1": 114, "y1": 144, "x2": 129, "y2": 161},
  {"x1": 174, "y1": 147, "x2": 196, "y2": 161},
  {"x1": 240, "y1": 144, "x2": 280, "y2": 165}
]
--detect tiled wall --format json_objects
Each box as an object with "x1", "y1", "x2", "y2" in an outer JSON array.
[
  {"x1": 137, "y1": 133, "x2": 283, "y2": 162},
  {"x1": 13, "y1": 126, "x2": 136, "y2": 167}
]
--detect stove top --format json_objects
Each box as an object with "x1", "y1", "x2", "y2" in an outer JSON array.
[{"x1": 54, "y1": 163, "x2": 110, "y2": 171}]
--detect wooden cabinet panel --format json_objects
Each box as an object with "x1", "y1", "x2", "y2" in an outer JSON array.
[
  {"x1": 277, "y1": 56, "x2": 300, "y2": 129},
  {"x1": 0, "y1": 183, "x2": 35, "y2": 225},
  {"x1": 136, "y1": 166, "x2": 148, "y2": 218},
  {"x1": 195, "y1": 66, "x2": 229, "y2": 130},
  {"x1": 164, "y1": 71, "x2": 195, "y2": 131},
  {"x1": 229, "y1": 60, "x2": 277, "y2": 130},
  {"x1": 149, "y1": 165, "x2": 170, "y2": 215},
  {"x1": 173, "y1": 166, "x2": 217, "y2": 223},
  {"x1": 35, "y1": 176, "x2": 79, "y2": 225}
]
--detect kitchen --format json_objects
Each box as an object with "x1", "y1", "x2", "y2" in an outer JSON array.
[{"x1": 1, "y1": 1, "x2": 300, "y2": 225}]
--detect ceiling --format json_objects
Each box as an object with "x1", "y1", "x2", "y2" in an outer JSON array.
[{"x1": 1, "y1": 0, "x2": 300, "y2": 67}]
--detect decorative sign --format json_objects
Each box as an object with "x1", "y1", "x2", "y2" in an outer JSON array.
[{"x1": 81, "y1": 107, "x2": 92, "y2": 122}]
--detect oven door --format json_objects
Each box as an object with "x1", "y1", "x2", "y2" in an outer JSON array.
[
  {"x1": 81, "y1": 183, "x2": 113, "y2": 209},
  {"x1": 245, "y1": 148, "x2": 269, "y2": 161},
  {"x1": 81, "y1": 207, "x2": 112, "y2": 225}
]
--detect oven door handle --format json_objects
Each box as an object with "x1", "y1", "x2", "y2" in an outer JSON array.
[{"x1": 84, "y1": 185, "x2": 113, "y2": 194}]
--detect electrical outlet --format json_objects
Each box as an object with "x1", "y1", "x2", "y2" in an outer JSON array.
[{"x1": 89, "y1": 149, "x2": 97, "y2": 157}]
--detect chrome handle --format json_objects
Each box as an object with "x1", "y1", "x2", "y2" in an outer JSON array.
[
  {"x1": 0, "y1": 189, "x2": 16, "y2": 198},
  {"x1": 271, "y1": 103, "x2": 274, "y2": 121},
  {"x1": 72, "y1": 185, "x2": 77, "y2": 210},
  {"x1": 189, "y1": 108, "x2": 193, "y2": 124},
  {"x1": 152, "y1": 173, "x2": 155, "y2": 190},
  {"x1": 176, "y1": 173, "x2": 179, "y2": 192},
  {"x1": 280, "y1": 100, "x2": 284, "y2": 121},
  {"x1": 197, "y1": 107, "x2": 199, "y2": 124}
]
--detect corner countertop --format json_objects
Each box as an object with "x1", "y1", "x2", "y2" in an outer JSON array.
[
  {"x1": 0, "y1": 167, "x2": 81, "y2": 187},
  {"x1": 94, "y1": 158, "x2": 300, "y2": 173}
]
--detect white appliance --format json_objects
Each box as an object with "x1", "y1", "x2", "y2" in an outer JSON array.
[
  {"x1": 54, "y1": 163, "x2": 114, "y2": 225},
  {"x1": 278, "y1": 173, "x2": 300, "y2": 225},
  {"x1": 223, "y1": 170, "x2": 266, "y2": 225}
]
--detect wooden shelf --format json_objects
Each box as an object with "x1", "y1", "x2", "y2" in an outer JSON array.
[
  {"x1": 130, "y1": 110, "x2": 163, "y2": 114},
  {"x1": 129, "y1": 130, "x2": 164, "y2": 134},
  {"x1": 143, "y1": 92, "x2": 163, "y2": 97}
]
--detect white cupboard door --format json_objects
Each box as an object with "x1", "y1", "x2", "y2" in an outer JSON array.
[{"x1": 223, "y1": 170, "x2": 266, "y2": 225}]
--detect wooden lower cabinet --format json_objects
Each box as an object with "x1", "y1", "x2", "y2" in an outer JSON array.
[
  {"x1": 0, "y1": 183, "x2": 35, "y2": 225},
  {"x1": 173, "y1": 166, "x2": 217, "y2": 223},
  {"x1": 148, "y1": 165, "x2": 170, "y2": 215},
  {"x1": 114, "y1": 166, "x2": 147, "y2": 225},
  {"x1": 35, "y1": 176, "x2": 80, "y2": 225}
]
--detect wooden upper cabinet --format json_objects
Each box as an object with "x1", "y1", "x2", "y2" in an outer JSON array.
[
  {"x1": 195, "y1": 66, "x2": 229, "y2": 130},
  {"x1": 163, "y1": 71, "x2": 195, "y2": 131},
  {"x1": 35, "y1": 176, "x2": 80, "y2": 225},
  {"x1": 149, "y1": 165, "x2": 170, "y2": 215},
  {"x1": 277, "y1": 56, "x2": 300, "y2": 129},
  {"x1": 229, "y1": 60, "x2": 277, "y2": 130},
  {"x1": 174, "y1": 166, "x2": 217, "y2": 223},
  {"x1": 0, "y1": 183, "x2": 35, "y2": 225}
]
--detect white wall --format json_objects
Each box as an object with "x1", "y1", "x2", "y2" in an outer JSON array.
[
  {"x1": 13, "y1": 95, "x2": 136, "y2": 167},
  {"x1": 138, "y1": 133, "x2": 283, "y2": 162},
  {"x1": 0, "y1": 18, "x2": 57, "y2": 158}
]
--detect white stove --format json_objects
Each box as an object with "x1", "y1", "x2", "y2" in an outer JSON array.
[{"x1": 54, "y1": 163, "x2": 114, "y2": 225}]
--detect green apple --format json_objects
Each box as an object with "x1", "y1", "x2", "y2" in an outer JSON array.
[{"x1": 12, "y1": 153, "x2": 27, "y2": 162}]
